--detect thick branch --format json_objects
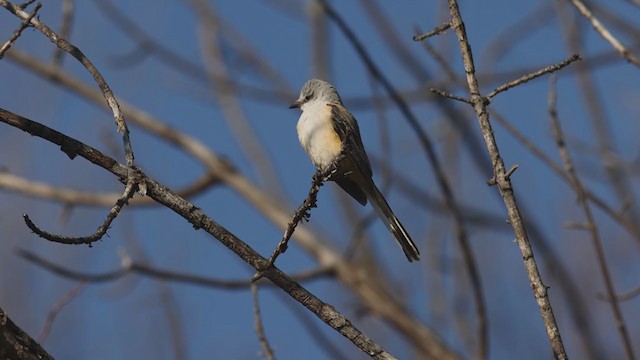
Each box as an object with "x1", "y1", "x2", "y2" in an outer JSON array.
[
  {"x1": 445, "y1": 1, "x2": 568, "y2": 358},
  {"x1": 2, "y1": 50, "x2": 459, "y2": 359},
  {"x1": 0, "y1": 306, "x2": 54, "y2": 360},
  {"x1": 0, "y1": 107, "x2": 395, "y2": 360},
  {"x1": 0, "y1": 0, "x2": 135, "y2": 167}
]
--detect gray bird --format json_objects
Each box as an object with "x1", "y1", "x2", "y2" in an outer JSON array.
[{"x1": 290, "y1": 79, "x2": 420, "y2": 262}]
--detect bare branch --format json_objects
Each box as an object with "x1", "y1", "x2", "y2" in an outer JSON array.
[
  {"x1": 2, "y1": 50, "x2": 459, "y2": 360},
  {"x1": 548, "y1": 75, "x2": 635, "y2": 360},
  {"x1": 444, "y1": 0, "x2": 567, "y2": 357},
  {"x1": 18, "y1": 249, "x2": 334, "y2": 289},
  {"x1": 555, "y1": 1, "x2": 640, "y2": 243},
  {"x1": 0, "y1": 0, "x2": 135, "y2": 167},
  {"x1": 429, "y1": 88, "x2": 472, "y2": 104},
  {"x1": 0, "y1": 108, "x2": 396, "y2": 359},
  {"x1": 567, "y1": 0, "x2": 640, "y2": 67},
  {"x1": 0, "y1": 2, "x2": 40, "y2": 59},
  {"x1": 0, "y1": 305, "x2": 54, "y2": 360},
  {"x1": 0, "y1": 170, "x2": 223, "y2": 207},
  {"x1": 189, "y1": 0, "x2": 286, "y2": 198},
  {"x1": 413, "y1": 22, "x2": 451, "y2": 41},
  {"x1": 23, "y1": 178, "x2": 137, "y2": 245},
  {"x1": 486, "y1": 54, "x2": 581, "y2": 99},
  {"x1": 263, "y1": 171, "x2": 326, "y2": 269},
  {"x1": 317, "y1": 1, "x2": 483, "y2": 358},
  {"x1": 491, "y1": 110, "x2": 640, "y2": 239},
  {"x1": 251, "y1": 284, "x2": 275, "y2": 360}
]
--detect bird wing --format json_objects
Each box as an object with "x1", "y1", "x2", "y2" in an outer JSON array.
[{"x1": 327, "y1": 103, "x2": 373, "y2": 179}]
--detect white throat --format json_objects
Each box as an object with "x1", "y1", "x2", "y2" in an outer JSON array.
[{"x1": 296, "y1": 99, "x2": 343, "y2": 170}]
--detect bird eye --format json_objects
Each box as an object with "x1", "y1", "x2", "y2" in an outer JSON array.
[{"x1": 304, "y1": 94, "x2": 311, "y2": 101}]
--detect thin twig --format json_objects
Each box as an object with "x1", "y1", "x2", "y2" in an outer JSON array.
[
  {"x1": 0, "y1": 107, "x2": 398, "y2": 359},
  {"x1": 251, "y1": 283, "x2": 275, "y2": 360},
  {"x1": 413, "y1": 22, "x2": 451, "y2": 41},
  {"x1": 374, "y1": 154, "x2": 603, "y2": 358},
  {"x1": 430, "y1": 88, "x2": 472, "y2": 104},
  {"x1": 23, "y1": 178, "x2": 137, "y2": 245},
  {"x1": 189, "y1": 0, "x2": 286, "y2": 199},
  {"x1": 445, "y1": 1, "x2": 567, "y2": 358},
  {"x1": 0, "y1": 170, "x2": 223, "y2": 207},
  {"x1": 264, "y1": 170, "x2": 327, "y2": 267},
  {"x1": 491, "y1": 110, "x2": 640, "y2": 239},
  {"x1": 556, "y1": 1, "x2": 640, "y2": 243},
  {"x1": 0, "y1": 0, "x2": 135, "y2": 168},
  {"x1": 548, "y1": 75, "x2": 635, "y2": 360},
  {"x1": 18, "y1": 0, "x2": 35, "y2": 9},
  {"x1": 318, "y1": 2, "x2": 484, "y2": 358},
  {"x1": 95, "y1": 0, "x2": 294, "y2": 105},
  {"x1": 2, "y1": 51, "x2": 456, "y2": 359},
  {"x1": 567, "y1": 0, "x2": 640, "y2": 67},
  {"x1": 486, "y1": 54, "x2": 581, "y2": 99},
  {"x1": 17, "y1": 248, "x2": 334, "y2": 290},
  {"x1": 0, "y1": 2, "x2": 40, "y2": 59}
]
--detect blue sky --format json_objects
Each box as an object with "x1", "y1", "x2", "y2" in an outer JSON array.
[{"x1": 1, "y1": 0, "x2": 639, "y2": 359}]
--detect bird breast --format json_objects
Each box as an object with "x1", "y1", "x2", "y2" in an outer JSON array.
[{"x1": 296, "y1": 102, "x2": 343, "y2": 170}]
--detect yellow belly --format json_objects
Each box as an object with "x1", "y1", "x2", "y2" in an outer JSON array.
[{"x1": 296, "y1": 103, "x2": 343, "y2": 170}]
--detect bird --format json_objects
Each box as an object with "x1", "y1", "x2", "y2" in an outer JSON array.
[{"x1": 290, "y1": 79, "x2": 420, "y2": 262}]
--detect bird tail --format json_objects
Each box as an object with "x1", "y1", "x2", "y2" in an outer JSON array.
[{"x1": 364, "y1": 181, "x2": 420, "y2": 262}]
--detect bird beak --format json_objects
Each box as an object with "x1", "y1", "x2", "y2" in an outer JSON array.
[{"x1": 289, "y1": 100, "x2": 302, "y2": 109}]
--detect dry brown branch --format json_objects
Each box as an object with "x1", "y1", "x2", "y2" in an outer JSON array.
[
  {"x1": 567, "y1": 0, "x2": 640, "y2": 67},
  {"x1": 22, "y1": 178, "x2": 136, "y2": 244},
  {"x1": 189, "y1": 0, "x2": 285, "y2": 198},
  {"x1": 95, "y1": 0, "x2": 294, "y2": 104},
  {"x1": 0, "y1": 108, "x2": 397, "y2": 360},
  {"x1": 555, "y1": 2, "x2": 640, "y2": 240},
  {"x1": 318, "y1": 1, "x2": 485, "y2": 357},
  {"x1": 0, "y1": 2, "x2": 40, "y2": 59},
  {"x1": 413, "y1": 22, "x2": 452, "y2": 41},
  {"x1": 444, "y1": 0, "x2": 567, "y2": 357},
  {"x1": 429, "y1": 88, "x2": 472, "y2": 104},
  {"x1": 0, "y1": 306, "x2": 54, "y2": 360},
  {"x1": 17, "y1": 249, "x2": 334, "y2": 290},
  {"x1": 490, "y1": 110, "x2": 640, "y2": 239},
  {"x1": 3, "y1": 50, "x2": 459, "y2": 360},
  {"x1": 251, "y1": 283, "x2": 275, "y2": 360},
  {"x1": 486, "y1": 54, "x2": 581, "y2": 99},
  {"x1": 262, "y1": 170, "x2": 327, "y2": 269},
  {"x1": 383, "y1": 149, "x2": 604, "y2": 358},
  {"x1": 548, "y1": 76, "x2": 635, "y2": 360},
  {"x1": 0, "y1": 0, "x2": 135, "y2": 168},
  {"x1": 0, "y1": 170, "x2": 223, "y2": 207}
]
